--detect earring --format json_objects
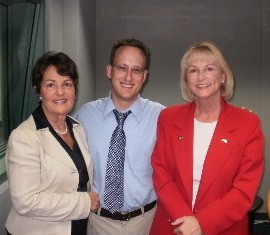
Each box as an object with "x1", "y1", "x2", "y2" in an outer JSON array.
[
  {"x1": 38, "y1": 96, "x2": 42, "y2": 101},
  {"x1": 221, "y1": 83, "x2": 225, "y2": 90}
]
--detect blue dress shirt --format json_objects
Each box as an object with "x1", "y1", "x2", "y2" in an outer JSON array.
[{"x1": 74, "y1": 94, "x2": 164, "y2": 211}]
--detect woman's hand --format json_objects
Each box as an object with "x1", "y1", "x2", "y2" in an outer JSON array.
[
  {"x1": 171, "y1": 216, "x2": 203, "y2": 235},
  {"x1": 88, "y1": 192, "x2": 100, "y2": 212}
]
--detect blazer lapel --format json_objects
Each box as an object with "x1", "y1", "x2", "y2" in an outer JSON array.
[
  {"x1": 173, "y1": 103, "x2": 196, "y2": 203},
  {"x1": 73, "y1": 125, "x2": 92, "y2": 175},
  {"x1": 39, "y1": 129, "x2": 77, "y2": 170},
  {"x1": 195, "y1": 101, "x2": 237, "y2": 203}
]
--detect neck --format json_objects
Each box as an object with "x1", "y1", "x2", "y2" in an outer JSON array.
[
  {"x1": 111, "y1": 94, "x2": 138, "y2": 111},
  {"x1": 194, "y1": 98, "x2": 221, "y2": 123},
  {"x1": 44, "y1": 112, "x2": 67, "y2": 134},
  {"x1": 54, "y1": 122, "x2": 68, "y2": 135}
]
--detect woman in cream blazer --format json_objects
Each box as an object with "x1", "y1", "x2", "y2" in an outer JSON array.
[{"x1": 5, "y1": 51, "x2": 99, "y2": 235}]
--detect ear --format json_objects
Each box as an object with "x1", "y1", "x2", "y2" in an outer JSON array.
[
  {"x1": 106, "y1": 65, "x2": 112, "y2": 79},
  {"x1": 142, "y1": 70, "x2": 148, "y2": 83},
  {"x1": 221, "y1": 73, "x2": 226, "y2": 83}
]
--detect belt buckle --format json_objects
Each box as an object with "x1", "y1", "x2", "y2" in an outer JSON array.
[{"x1": 120, "y1": 211, "x2": 131, "y2": 221}]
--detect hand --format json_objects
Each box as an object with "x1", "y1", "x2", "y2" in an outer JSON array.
[
  {"x1": 171, "y1": 216, "x2": 203, "y2": 235},
  {"x1": 241, "y1": 106, "x2": 253, "y2": 112},
  {"x1": 88, "y1": 192, "x2": 100, "y2": 212}
]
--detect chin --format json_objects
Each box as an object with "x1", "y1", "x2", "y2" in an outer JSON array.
[{"x1": 53, "y1": 108, "x2": 71, "y2": 115}]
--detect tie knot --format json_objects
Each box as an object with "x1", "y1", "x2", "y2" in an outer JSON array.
[{"x1": 113, "y1": 109, "x2": 131, "y2": 125}]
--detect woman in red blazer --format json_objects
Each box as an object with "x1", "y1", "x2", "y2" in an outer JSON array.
[{"x1": 150, "y1": 41, "x2": 264, "y2": 235}]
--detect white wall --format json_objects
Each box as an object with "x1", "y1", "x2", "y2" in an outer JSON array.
[{"x1": 45, "y1": 0, "x2": 96, "y2": 112}]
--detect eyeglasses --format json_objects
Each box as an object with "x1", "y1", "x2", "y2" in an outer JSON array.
[{"x1": 113, "y1": 64, "x2": 145, "y2": 75}]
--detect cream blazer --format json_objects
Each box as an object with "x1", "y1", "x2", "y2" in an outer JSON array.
[{"x1": 5, "y1": 114, "x2": 93, "y2": 235}]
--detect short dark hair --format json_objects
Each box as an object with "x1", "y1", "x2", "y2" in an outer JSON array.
[
  {"x1": 32, "y1": 51, "x2": 79, "y2": 95},
  {"x1": 109, "y1": 38, "x2": 151, "y2": 70}
]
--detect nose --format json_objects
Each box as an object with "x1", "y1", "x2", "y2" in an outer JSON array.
[
  {"x1": 56, "y1": 85, "x2": 64, "y2": 95},
  {"x1": 198, "y1": 71, "x2": 204, "y2": 81},
  {"x1": 125, "y1": 68, "x2": 133, "y2": 81}
]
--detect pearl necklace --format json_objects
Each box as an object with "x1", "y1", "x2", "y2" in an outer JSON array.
[{"x1": 54, "y1": 122, "x2": 68, "y2": 135}]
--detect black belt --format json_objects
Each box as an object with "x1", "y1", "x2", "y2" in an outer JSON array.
[{"x1": 95, "y1": 200, "x2": 156, "y2": 221}]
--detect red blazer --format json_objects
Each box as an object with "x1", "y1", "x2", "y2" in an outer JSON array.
[{"x1": 150, "y1": 100, "x2": 264, "y2": 235}]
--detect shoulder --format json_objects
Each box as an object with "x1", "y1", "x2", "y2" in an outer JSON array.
[
  {"x1": 224, "y1": 103, "x2": 260, "y2": 122},
  {"x1": 8, "y1": 115, "x2": 39, "y2": 144},
  {"x1": 77, "y1": 98, "x2": 107, "y2": 113},
  {"x1": 160, "y1": 103, "x2": 190, "y2": 117},
  {"x1": 154, "y1": 103, "x2": 192, "y2": 127},
  {"x1": 140, "y1": 97, "x2": 165, "y2": 112},
  {"x1": 74, "y1": 98, "x2": 107, "y2": 120},
  {"x1": 12, "y1": 115, "x2": 36, "y2": 133}
]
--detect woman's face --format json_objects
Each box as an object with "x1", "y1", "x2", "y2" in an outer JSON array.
[
  {"x1": 186, "y1": 53, "x2": 225, "y2": 102},
  {"x1": 39, "y1": 66, "x2": 76, "y2": 119}
]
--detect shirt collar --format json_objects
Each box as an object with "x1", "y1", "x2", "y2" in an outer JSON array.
[{"x1": 102, "y1": 92, "x2": 143, "y2": 123}]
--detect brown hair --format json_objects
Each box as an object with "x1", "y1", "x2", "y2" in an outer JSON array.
[
  {"x1": 32, "y1": 51, "x2": 79, "y2": 95},
  {"x1": 109, "y1": 38, "x2": 151, "y2": 70}
]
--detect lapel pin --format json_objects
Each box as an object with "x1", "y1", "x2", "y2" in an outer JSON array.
[
  {"x1": 178, "y1": 136, "x2": 184, "y2": 141},
  {"x1": 221, "y1": 139, "x2": 228, "y2": 143}
]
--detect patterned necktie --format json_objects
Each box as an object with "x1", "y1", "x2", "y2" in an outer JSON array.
[{"x1": 104, "y1": 109, "x2": 131, "y2": 213}]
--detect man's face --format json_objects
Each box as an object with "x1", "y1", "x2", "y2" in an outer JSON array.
[{"x1": 106, "y1": 46, "x2": 148, "y2": 110}]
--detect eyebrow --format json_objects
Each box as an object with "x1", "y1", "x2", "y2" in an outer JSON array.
[
  {"x1": 187, "y1": 63, "x2": 216, "y2": 68},
  {"x1": 43, "y1": 78, "x2": 73, "y2": 82}
]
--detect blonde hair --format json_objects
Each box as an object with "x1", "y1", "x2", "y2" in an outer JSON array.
[{"x1": 180, "y1": 41, "x2": 234, "y2": 102}]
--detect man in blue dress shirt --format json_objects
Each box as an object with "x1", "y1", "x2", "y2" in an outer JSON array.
[{"x1": 74, "y1": 38, "x2": 164, "y2": 235}]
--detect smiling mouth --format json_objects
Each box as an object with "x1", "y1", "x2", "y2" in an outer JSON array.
[
  {"x1": 53, "y1": 99, "x2": 67, "y2": 104},
  {"x1": 196, "y1": 84, "x2": 210, "y2": 88},
  {"x1": 121, "y1": 82, "x2": 133, "y2": 88}
]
